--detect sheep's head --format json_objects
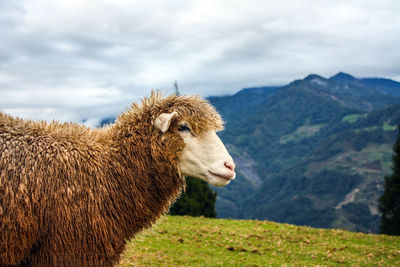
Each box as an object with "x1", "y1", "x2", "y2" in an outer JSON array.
[{"x1": 153, "y1": 95, "x2": 236, "y2": 187}]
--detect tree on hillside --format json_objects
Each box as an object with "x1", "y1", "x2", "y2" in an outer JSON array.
[
  {"x1": 170, "y1": 177, "x2": 217, "y2": 217},
  {"x1": 379, "y1": 123, "x2": 400, "y2": 235},
  {"x1": 174, "y1": 80, "x2": 180, "y2": 96}
]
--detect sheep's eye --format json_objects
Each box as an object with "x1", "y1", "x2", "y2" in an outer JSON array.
[{"x1": 178, "y1": 124, "x2": 191, "y2": 132}]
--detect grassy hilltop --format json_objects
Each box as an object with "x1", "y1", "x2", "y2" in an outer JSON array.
[{"x1": 118, "y1": 216, "x2": 400, "y2": 266}]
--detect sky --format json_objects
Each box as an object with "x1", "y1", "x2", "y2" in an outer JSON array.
[{"x1": 1, "y1": 0, "x2": 399, "y2": 126}]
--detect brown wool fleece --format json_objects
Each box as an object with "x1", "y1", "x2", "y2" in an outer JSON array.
[{"x1": 0, "y1": 92, "x2": 223, "y2": 267}]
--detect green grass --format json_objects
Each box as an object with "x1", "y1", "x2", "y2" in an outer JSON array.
[
  {"x1": 118, "y1": 216, "x2": 400, "y2": 266},
  {"x1": 383, "y1": 120, "x2": 396, "y2": 131},
  {"x1": 342, "y1": 114, "x2": 367, "y2": 123},
  {"x1": 280, "y1": 124, "x2": 325, "y2": 144}
]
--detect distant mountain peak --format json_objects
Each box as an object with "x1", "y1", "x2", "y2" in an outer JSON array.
[
  {"x1": 330, "y1": 72, "x2": 357, "y2": 82},
  {"x1": 303, "y1": 74, "x2": 329, "y2": 87},
  {"x1": 304, "y1": 74, "x2": 326, "y2": 81}
]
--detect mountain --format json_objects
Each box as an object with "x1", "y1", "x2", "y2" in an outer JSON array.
[
  {"x1": 331, "y1": 72, "x2": 400, "y2": 96},
  {"x1": 360, "y1": 78, "x2": 400, "y2": 96},
  {"x1": 329, "y1": 72, "x2": 361, "y2": 84},
  {"x1": 209, "y1": 73, "x2": 400, "y2": 233},
  {"x1": 302, "y1": 74, "x2": 399, "y2": 110},
  {"x1": 207, "y1": 86, "x2": 280, "y2": 128}
]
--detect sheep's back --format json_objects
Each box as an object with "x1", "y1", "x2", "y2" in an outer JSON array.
[
  {"x1": 0, "y1": 116, "x2": 116, "y2": 265},
  {"x1": 0, "y1": 118, "x2": 47, "y2": 264}
]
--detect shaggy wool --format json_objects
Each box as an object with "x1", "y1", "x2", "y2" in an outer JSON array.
[{"x1": 0, "y1": 92, "x2": 223, "y2": 267}]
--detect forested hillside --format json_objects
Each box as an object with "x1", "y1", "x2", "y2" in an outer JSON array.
[{"x1": 209, "y1": 73, "x2": 400, "y2": 233}]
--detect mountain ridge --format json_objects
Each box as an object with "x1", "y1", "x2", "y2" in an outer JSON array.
[{"x1": 209, "y1": 72, "x2": 400, "y2": 233}]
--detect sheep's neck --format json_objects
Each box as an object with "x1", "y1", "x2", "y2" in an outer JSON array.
[{"x1": 111, "y1": 135, "x2": 184, "y2": 240}]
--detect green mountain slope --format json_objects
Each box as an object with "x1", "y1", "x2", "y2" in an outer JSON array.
[
  {"x1": 118, "y1": 216, "x2": 400, "y2": 266},
  {"x1": 209, "y1": 73, "x2": 400, "y2": 233}
]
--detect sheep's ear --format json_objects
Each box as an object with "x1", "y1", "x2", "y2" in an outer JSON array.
[{"x1": 154, "y1": 111, "x2": 178, "y2": 133}]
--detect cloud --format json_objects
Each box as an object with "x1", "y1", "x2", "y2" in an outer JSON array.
[{"x1": 0, "y1": 0, "x2": 399, "y2": 125}]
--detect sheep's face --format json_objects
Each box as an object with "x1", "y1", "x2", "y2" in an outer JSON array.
[{"x1": 154, "y1": 112, "x2": 236, "y2": 187}]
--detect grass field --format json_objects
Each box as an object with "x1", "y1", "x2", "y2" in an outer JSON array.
[{"x1": 118, "y1": 216, "x2": 400, "y2": 266}]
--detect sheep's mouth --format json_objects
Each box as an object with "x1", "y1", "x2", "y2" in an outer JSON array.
[{"x1": 208, "y1": 171, "x2": 234, "y2": 181}]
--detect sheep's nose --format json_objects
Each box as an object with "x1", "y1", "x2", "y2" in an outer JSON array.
[{"x1": 224, "y1": 161, "x2": 235, "y2": 171}]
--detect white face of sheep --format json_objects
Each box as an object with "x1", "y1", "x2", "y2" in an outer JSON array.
[{"x1": 154, "y1": 112, "x2": 236, "y2": 187}]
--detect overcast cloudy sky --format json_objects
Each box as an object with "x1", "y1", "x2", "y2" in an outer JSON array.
[{"x1": 1, "y1": 0, "x2": 399, "y2": 126}]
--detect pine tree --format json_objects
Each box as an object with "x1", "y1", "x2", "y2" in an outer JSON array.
[
  {"x1": 169, "y1": 177, "x2": 217, "y2": 218},
  {"x1": 379, "y1": 123, "x2": 400, "y2": 235},
  {"x1": 174, "y1": 80, "x2": 180, "y2": 96}
]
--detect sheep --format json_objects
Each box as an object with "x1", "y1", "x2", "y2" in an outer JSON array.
[{"x1": 0, "y1": 92, "x2": 236, "y2": 267}]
